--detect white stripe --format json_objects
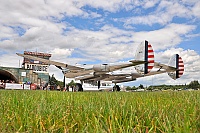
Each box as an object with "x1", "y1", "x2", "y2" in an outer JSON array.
[{"x1": 148, "y1": 53, "x2": 154, "y2": 55}]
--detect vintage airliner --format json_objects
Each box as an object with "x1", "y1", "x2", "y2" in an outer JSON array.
[{"x1": 17, "y1": 40, "x2": 184, "y2": 91}]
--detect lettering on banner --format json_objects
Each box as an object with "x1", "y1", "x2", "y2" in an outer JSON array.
[{"x1": 25, "y1": 63, "x2": 49, "y2": 73}]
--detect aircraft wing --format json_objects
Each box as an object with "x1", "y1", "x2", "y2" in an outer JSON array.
[
  {"x1": 109, "y1": 60, "x2": 146, "y2": 71},
  {"x1": 16, "y1": 53, "x2": 84, "y2": 70},
  {"x1": 103, "y1": 62, "x2": 177, "y2": 83}
]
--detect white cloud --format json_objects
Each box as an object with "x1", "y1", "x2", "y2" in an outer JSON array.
[
  {"x1": 0, "y1": 53, "x2": 22, "y2": 68},
  {"x1": 50, "y1": 48, "x2": 73, "y2": 57},
  {"x1": 143, "y1": 0, "x2": 159, "y2": 9},
  {"x1": 192, "y1": 1, "x2": 200, "y2": 18},
  {"x1": 122, "y1": 1, "x2": 200, "y2": 26},
  {"x1": 132, "y1": 23, "x2": 195, "y2": 50},
  {"x1": 0, "y1": 25, "x2": 17, "y2": 39}
]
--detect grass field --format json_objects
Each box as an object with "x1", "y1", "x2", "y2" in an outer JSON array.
[{"x1": 0, "y1": 90, "x2": 200, "y2": 132}]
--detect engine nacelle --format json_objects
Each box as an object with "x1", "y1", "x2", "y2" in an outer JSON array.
[{"x1": 93, "y1": 64, "x2": 110, "y2": 72}]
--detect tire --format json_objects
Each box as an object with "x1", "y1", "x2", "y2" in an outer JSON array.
[
  {"x1": 113, "y1": 85, "x2": 120, "y2": 91},
  {"x1": 75, "y1": 83, "x2": 83, "y2": 91}
]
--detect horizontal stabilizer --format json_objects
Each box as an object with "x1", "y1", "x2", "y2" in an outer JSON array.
[{"x1": 154, "y1": 62, "x2": 177, "y2": 72}]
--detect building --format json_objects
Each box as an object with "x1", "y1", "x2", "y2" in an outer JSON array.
[{"x1": 0, "y1": 51, "x2": 51, "y2": 86}]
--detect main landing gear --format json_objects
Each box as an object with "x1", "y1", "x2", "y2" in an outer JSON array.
[
  {"x1": 75, "y1": 83, "x2": 83, "y2": 91},
  {"x1": 113, "y1": 85, "x2": 120, "y2": 91}
]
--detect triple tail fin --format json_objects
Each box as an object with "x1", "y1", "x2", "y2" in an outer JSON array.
[{"x1": 135, "y1": 40, "x2": 154, "y2": 75}]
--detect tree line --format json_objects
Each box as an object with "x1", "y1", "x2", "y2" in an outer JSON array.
[{"x1": 126, "y1": 80, "x2": 200, "y2": 91}]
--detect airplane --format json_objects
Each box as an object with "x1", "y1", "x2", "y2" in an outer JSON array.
[{"x1": 16, "y1": 40, "x2": 184, "y2": 91}]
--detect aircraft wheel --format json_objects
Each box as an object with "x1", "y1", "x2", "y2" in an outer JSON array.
[
  {"x1": 75, "y1": 83, "x2": 83, "y2": 91},
  {"x1": 113, "y1": 85, "x2": 120, "y2": 91}
]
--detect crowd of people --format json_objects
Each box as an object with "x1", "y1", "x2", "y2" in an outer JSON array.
[{"x1": 0, "y1": 79, "x2": 16, "y2": 89}]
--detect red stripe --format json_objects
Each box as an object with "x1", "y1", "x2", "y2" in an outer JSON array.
[
  {"x1": 179, "y1": 73, "x2": 184, "y2": 76},
  {"x1": 179, "y1": 71, "x2": 184, "y2": 74},
  {"x1": 148, "y1": 50, "x2": 153, "y2": 53},
  {"x1": 176, "y1": 55, "x2": 184, "y2": 78},
  {"x1": 179, "y1": 61, "x2": 183, "y2": 63},
  {"x1": 148, "y1": 44, "x2": 152, "y2": 47},
  {"x1": 148, "y1": 66, "x2": 153, "y2": 68},
  {"x1": 148, "y1": 66, "x2": 154, "y2": 69},
  {"x1": 148, "y1": 55, "x2": 154, "y2": 58},
  {"x1": 148, "y1": 60, "x2": 154, "y2": 63}
]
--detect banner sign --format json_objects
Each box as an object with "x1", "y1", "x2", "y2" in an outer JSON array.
[
  {"x1": 5, "y1": 83, "x2": 31, "y2": 90},
  {"x1": 5, "y1": 83, "x2": 23, "y2": 90},
  {"x1": 25, "y1": 63, "x2": 49, "y2": 73},
  {"x1": 24, "y1": 84, "x2": 31, "y2": 90}
]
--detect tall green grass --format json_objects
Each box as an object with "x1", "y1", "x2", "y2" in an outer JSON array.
[{"x1": 0, "y1": 90, "x2": 199, "y2": 132}]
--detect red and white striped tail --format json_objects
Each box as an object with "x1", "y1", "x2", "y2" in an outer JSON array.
[
  {"x1": 135, "y1": 40, "x2": 155, "y2": 75},
  {"x1": 168, "y1": 54, "x2": 184, "y2": 80},
  {"x1": 178, "y1": 56, "x2": 184, "y2": 78},
  {"x1": 147, "y1": 42, "x2": 154, "y2": 73}
]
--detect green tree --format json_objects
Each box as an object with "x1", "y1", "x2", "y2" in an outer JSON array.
[
  {"x1": 147, "y1": 86, "x2": 153, "y2": 91},
  {"x1": 188, "y1": 80, "x2": 200, "y2": 89},
  {"x1": 126, "y1": 86, "x2": 132, "y2": 91},
  {"x1": 139, "y1": 84, "x2": 144, "y2": 89},
  {"x1": 49, "y1": 74, "x2": 57, "y2": 85},
  {"x1": 131, "y1": 86, "x2": 137, "y2": 90},
  {"x1": 49, "y1": 74, "x2": 64, "y2": 88},
  {"x1": 56, "y1": 80, "x2": 64, "y2": 88},
  {"x1": 68, "y1": 80, "x2": 76, "y2": 87},
  {"x1": 68, "y1": 80, "x2": 76, "y2": 92}
]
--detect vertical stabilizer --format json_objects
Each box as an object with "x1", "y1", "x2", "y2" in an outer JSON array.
[
  {"x1": 145, "y1": 40, "x2": 154, "y2": 73},
  {"x1": 168, "y1": 54, "x2": 184, "y2": 80},
  {"x1": 135, "y1": 40, "x2": 154, "y2": 75}
]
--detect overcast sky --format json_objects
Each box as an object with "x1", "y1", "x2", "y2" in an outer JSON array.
[{"x1": 0, "y1": 0, "x2": 199, "y2": 86}]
